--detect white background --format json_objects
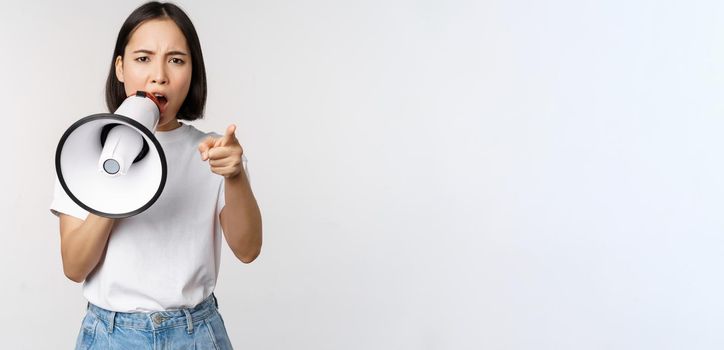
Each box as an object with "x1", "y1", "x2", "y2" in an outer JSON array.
[{"x1": 0, "y1": 0, "x2": 722, "y2": 349}]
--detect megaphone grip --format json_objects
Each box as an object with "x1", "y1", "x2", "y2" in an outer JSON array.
[
  {"x1": 98, "y1": 125, "x2": 144, "y2": 176},
  {"x1": 100, "y1": 124, "x2": 150, "y2": 164}
]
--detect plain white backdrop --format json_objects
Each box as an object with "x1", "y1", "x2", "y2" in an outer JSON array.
[{"x1": 0, "y1": 0, "x2": 722, "y2": 349}]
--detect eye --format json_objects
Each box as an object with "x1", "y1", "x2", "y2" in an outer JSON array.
[
  {"x1": 135, "y1": 56, "x2": 149, "y2": 63},
  {"x1": 170, "y1": 57, "x2": 185, "y2": 64}
]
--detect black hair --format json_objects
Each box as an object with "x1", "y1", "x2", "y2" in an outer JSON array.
[{"x1": 105, "y1": 1, "x2": 207, "y2": 120}]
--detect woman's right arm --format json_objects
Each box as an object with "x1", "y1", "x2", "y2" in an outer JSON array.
[{"x1": 58, "y1": 213, "x2": 116, "y2": 283}]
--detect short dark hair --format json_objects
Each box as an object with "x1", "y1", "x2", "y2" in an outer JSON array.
[{"x1": 105, "y1": 1, "x2": 207, "y2": 121}]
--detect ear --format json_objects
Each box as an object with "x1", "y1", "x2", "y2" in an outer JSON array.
[{"x1": 114, "y1": 56, "x2": 124, "y2": 83}]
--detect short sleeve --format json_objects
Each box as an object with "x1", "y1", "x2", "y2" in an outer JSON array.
[
  {"x1": 216, "y1": 154, "x2": 250, "y2": 213},
  {"x1": 50, "y1": 178, "x2": 89, "y2": 220}
]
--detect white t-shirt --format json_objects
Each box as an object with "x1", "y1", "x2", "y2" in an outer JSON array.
[{"x1": 50, "y1": 122, "x2": 248, "y2": 312}]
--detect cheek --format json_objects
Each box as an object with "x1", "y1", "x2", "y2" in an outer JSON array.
[
  {"x1": 123, "y1": 84, "x2": 134, "y2": 97},
  {"x1": 121, "y1": 70, "x2": 145, "y2": 95},
  {"x1": 174, "y1": 71, "x2": 193, "y2": 104},
  {"x1": 181, "y1": 69, "x2": 192, "y2": 90}
]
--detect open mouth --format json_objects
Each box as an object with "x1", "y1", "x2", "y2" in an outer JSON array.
[{"x1": 151, "y1": 93, "x2": 168, "y2": 114}]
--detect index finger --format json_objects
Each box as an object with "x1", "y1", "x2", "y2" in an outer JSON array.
[{"x1": 220, "y1": 124, "x2": 237, "y2": 146}]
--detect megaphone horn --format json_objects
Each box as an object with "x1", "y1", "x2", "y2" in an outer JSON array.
[{"x1": 55, "y1": 91, "x2": 168, "y2": 218}]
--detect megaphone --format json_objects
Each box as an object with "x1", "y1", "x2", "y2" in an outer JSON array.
[{"x1": 55, "y1": 91, "x2": 168, "y2": 218}]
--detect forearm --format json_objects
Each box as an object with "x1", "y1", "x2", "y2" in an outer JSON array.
[
  {"x1": 60, "y1": 214, "x2": 115, "y2": 282},
  {"x1": 220, "y1": 170, "x2": 262, "y2": 263}
]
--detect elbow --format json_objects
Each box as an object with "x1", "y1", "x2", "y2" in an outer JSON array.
[
  {"x1": 61, "y1": 257, "x2": 87, "y2": 283},
  {"x1": 233, "y1": 239, "x2": 262, "y2": 264},
  {"x1": 236, "y1": 248, "x2": 261, "y2": 264},
  {"x1": 63, "y1": 268, "x2": 86, "y2": 283},
  {"x1": 228, "y1": 225, "x2": 262, "y2": 264},
  {"x1": 239, "y1": 257, "x2": 256, "y2": 264}
]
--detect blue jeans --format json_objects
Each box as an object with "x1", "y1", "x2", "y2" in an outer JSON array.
[{"x1": 75, "y1": 294, "x2": 233, "y2": 349}]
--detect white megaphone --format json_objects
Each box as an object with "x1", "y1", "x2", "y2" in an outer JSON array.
[{"x1": 55, "y1": 91, "x2": 167, "y2": 218}]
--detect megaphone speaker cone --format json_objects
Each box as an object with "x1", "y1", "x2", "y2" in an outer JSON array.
[{"x1": 55, "y1": 92, "x2": 167, "y2": 218}]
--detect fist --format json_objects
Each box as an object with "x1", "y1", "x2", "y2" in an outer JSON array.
[{"x1": 198, "y1": 124, "x2": 244, "y2": 179}]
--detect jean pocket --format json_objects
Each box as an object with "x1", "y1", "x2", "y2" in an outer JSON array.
[
  {"x1": 75, "y1": 312, "x2": 99, "y2": 350},
  {"x1": 203, "y1": 312, "x2": 234, "y2": 350}
]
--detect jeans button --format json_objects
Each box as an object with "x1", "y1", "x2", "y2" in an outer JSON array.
[{"x1": 152, "y1": 314, "x2": 164, "y2": 324}]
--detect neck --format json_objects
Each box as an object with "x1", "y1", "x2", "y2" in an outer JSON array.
[{"x1": 156, "y1": 119, "x2": 182, "y2": 132}]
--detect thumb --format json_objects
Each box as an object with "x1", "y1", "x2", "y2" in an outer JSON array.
[{"x1": 198, "y1": 137, "x2": 216, "y2": 160}]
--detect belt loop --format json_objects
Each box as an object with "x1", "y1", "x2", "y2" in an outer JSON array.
[
  {"x1": 108, "y1": 311, "x2": 117, "y2": 334},
  {"x1": 212, "y1": 293, "x2": 219, "y2": 309},
  {"x1": 183, "y1": 308, "x2": 193, "y2": 334}
]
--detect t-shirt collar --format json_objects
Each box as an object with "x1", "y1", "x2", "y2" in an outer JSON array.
[{"x1": 154, "y1": 122, "x2": 190, "y2": 143}]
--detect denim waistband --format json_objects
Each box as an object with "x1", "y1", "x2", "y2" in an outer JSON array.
[{"x1": 87, "y1": 294, "x2": 219, "y2": 334}]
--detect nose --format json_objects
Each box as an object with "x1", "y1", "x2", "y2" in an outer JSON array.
[{"x1": 150, "y1": 63, "x2": 168, "y2": 85}]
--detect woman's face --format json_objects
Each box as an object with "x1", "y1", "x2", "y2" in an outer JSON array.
[{"x1": 115, "y1": 18, "x2": 192, "y2": 131}]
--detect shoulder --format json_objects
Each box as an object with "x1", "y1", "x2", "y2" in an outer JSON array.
[{"x1": 183, "y1": 123, "x2": 222, "y2": 144}]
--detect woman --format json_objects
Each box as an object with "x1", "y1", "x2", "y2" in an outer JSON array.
[{"x1": 50, "y1": 2, "x2": 262, "y2": 349}]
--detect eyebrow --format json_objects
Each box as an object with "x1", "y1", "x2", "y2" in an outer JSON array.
[{"x1": 131, "y1": 49, "x2": 188, "y2": 56}]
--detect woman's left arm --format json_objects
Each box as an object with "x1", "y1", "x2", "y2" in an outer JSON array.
[{"x1": 200, "y1": 124, "x2": 262, "y2": 263}]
